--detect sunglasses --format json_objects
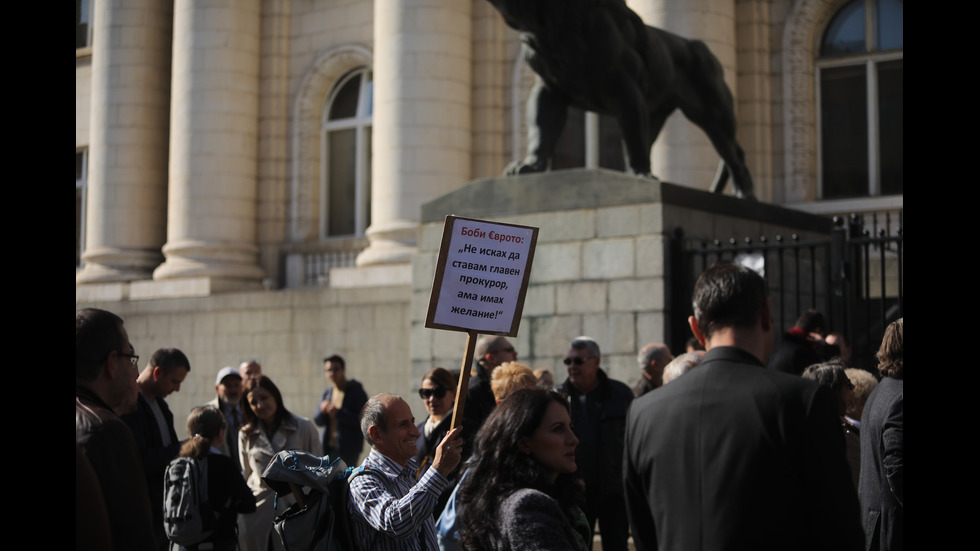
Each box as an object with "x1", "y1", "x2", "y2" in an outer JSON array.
[
  {"x1": 419, "y1": 387, "x2": 448, "y2": 400},
  {"x1": 563, "y1": 357, "x2": 588, "y2": 366}
]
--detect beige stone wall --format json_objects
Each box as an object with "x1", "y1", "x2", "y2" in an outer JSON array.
[
  {"x1": 80, "y1": 284, "x2": 411, "y2": 452},
  {"x1": 412, "y1": 219, "x2": 658, "y2": 389}
]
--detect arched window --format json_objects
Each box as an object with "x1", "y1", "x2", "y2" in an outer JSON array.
[
  {"x1": 818, "y1": 0, "x2": 902, "y2": 199},
  {"x1": 321, "y1": 68, "x2": 372, "y2": 238}
]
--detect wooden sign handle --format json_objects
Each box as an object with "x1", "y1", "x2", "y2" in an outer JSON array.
[{"x1": 450, "y1": 330, "x2": 478, "y2": 432}]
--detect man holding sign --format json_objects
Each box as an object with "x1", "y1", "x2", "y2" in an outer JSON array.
[{"x1": 348, "y1": 394, "x2": 463, "y2": 551}]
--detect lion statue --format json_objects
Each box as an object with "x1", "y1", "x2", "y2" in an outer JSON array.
[{"x1": 490, "y1": 0, "x2": 755, "y2": 199}]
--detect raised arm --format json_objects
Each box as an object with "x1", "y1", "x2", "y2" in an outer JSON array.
[{"x1": 348, "y1": 466, "x2": 449, "y2": 538}]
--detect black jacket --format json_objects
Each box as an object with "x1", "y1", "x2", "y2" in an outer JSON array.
[
  {"x1": 625, "y1": 346, "x2": 863, "y2": 550},
  {"x1": 558, "y1": 368, "x2": 633, "y2": 499},
  {"x1": 463, "y1": 361, "x2": 496, "y2": 434},
  {"x1": 122, "y1": 392, "x2": 181, "y2": 536},
  {"x1": 77, "y1": 386, "x2": 157, "y2": 551}
]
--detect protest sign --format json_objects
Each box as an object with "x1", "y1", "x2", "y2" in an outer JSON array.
[{"x1": 425, "y1": 215, "x2": 538, "y2": 336}]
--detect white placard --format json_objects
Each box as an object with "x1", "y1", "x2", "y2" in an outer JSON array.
[{"x1": 425, "y1": 216, "x2": 538, "y2": 335}]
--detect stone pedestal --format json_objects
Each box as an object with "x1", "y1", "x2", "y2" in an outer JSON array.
[{"x1": 410, "y1": 169, "x2": 830, "y2": 382}]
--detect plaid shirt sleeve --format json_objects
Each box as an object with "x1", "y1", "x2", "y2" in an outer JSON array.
[{"x1": 348, "y1": 451, "x2": 450, "y2": 550}]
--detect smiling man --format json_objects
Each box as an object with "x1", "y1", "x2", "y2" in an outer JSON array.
[
  {"x1": 122, "y1": 347, "x2": 191, "y2": 550},
  {"x1": 349, "y1": 393, "x2": 463, "y2": 551},
  {"x1": 558, "y1": 336, "x2": 633, "y2": 551}
]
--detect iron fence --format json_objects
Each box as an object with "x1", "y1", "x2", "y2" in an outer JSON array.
[{"x1": 668, "y1": 211, "x2": 903, "y2": 373}]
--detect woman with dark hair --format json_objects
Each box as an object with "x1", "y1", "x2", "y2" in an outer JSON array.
[
  {"x1": 238, "y1": 375, "x2": 321, "y2": 551},
  {"x1": 415, "y1": 367, "x2": 459, "y2": 517},
  {"x1": 458, "y1": 388, "x2": 589, "y2": 551},
  {"x1": 177, "y1": 406, "x2": 255, "y2": 551}
]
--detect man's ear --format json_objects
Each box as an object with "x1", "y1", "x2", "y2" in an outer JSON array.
[
  {"x1": 152, "y1": 365, "x2": 162, "y2": 381},
  {"x1": 103, "y1": 350, "x2": 120, "y2": 380},
  {"x1": 689, "y1": 316, "x2": 706, "y2": 347},
  {"x1": 368, "y1": 425, "x2": 382, "y2": 446}
]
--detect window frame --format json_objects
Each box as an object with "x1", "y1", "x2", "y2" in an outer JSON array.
[
  {"x1": 320, "y1": 68, "x2": 373, "y2": 240},
  {"x1": 77, "y1": 149, "x2": 88, "y2": 268},
  {"x1": 816, "y1": 0, "x2": 903, "y2": 199},
  {"x1": 76, "y1": 0, "x2": 93, "y2": 51}
]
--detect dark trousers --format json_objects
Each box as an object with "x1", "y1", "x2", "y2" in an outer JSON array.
[{"x1": 585, "y1": 493, "x2": 630, "y2": 551}]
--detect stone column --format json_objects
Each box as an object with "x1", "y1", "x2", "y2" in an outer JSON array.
[
  {"x1": 76, "y1": 0, "x2": 172, "y2": 284},
  {"x1": 357, "y1": 0, "x2": 472, "y2": 266},
  {"x1": 152, "y1": 0, "x2": 265, "y2": 287},
  {"x1": 627, "y1": 0, "x2": 738, "y2": 190}
]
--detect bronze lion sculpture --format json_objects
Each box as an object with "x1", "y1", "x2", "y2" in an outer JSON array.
[{"x1": 491, "y1": 0, "x2": 755, "y2": 199}]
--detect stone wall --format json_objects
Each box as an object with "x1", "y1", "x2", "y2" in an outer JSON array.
[{"x1": 78, "y1": 283, "x2": 411, "y2": 454}]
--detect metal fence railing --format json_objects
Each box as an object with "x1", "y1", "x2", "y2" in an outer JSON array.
[{"x1": 670, "y1": 210, "x2": 903, "y2": 373}]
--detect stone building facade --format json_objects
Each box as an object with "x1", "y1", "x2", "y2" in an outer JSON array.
[{"x1": 76, "y1": 0, "x2": 902, "y2": 444}]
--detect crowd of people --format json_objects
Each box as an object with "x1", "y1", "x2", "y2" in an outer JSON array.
[{"x1": 77, "y1": 260, "x2": 902, "y2": 551}]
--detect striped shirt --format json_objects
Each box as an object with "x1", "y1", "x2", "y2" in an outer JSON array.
[{"x1": 348, "y1": 448, "x2": 450, "y2": 551}]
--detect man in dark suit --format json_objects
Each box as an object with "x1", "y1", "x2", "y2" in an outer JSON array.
[
  {"x1": 122, "y1": 347, "x2": 190, "y2": 550},
  {"x1": 859, "y1": 318, "x2": 903, "y2": 551},
  {"x1": 624, "y1": 262, "x2": 863, "y2": 550}
]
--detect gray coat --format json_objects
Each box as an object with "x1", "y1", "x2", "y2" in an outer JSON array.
[
  {"x1": 858, "y1": 377, "x2": 904, "y2": 551},
  {"x1": 495, "y1": 488, "x2": 586, "y2": 551}
]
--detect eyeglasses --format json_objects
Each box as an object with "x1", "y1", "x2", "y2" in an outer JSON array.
[
  {"x1": 563, "y1": 357, "x2": 587, "y2": 366},
  {"x1": 119, "y1": 352, "x2": 140, "y2": 369},
  {"x1": 419, "y1": 387, "x2": 448, "y2": 400}
]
